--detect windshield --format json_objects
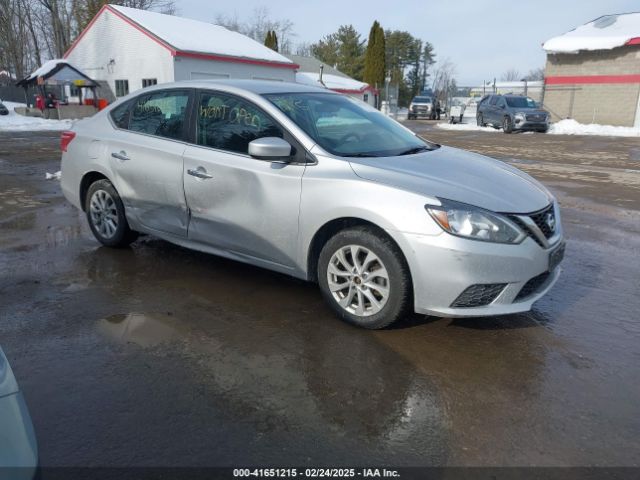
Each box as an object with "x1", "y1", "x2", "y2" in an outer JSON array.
[
  {"x1": 265, "y1": 92, "x2": 436, "y2": 157},
  {"x1": 412, "y1": 96, "x2": 432, "y2": 104},
  {"x1": 505, "y1": 96, "x2": 537, "y2": 108}
]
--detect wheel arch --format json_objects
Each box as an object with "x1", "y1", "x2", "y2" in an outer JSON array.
[
  {"x1": 79, "y1": 171, "x2": 111, "y2": 211},
  {"x1": 306, "y1": 217, "x2": 409, "y2": 284}
]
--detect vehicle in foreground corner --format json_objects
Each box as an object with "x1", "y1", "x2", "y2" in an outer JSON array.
[
  {"x1": 0, "y1": 347, "x2": 38, "y2": 480},
  {"x1": 0, "y1": 102, "x2": 9, "y2": 115},
  {"x1": 60, "y1": 79, "x2": 564, "y2": 329},
  {"x1": 477, "y1": 94, "x2": 550, "y2": 133}
]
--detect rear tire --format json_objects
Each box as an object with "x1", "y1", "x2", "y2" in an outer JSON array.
[
  {"x1": 85, "y1": 179, "x2": 138, "y2": 248},
  {"x1": 477, "y1": 114, "x2": 485, "y2": 127},
  {"x1": 317, "y1": 227, "x2": 412, "y2": 329}
]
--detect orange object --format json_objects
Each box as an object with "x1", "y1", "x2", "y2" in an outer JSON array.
[{"x1": 97, "y1": 98, "x2": 108, "y2": 110}]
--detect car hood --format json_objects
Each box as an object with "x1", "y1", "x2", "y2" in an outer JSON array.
[
  {"x1": 516, "y1": 108, "x2": 547, "y2": 114},
  {"x1": 347, "y1": 145, "x2": 551, "y2": 213}
]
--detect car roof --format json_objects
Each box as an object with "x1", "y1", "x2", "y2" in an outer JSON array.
[{"x1": 141, "y1": 79, "x2": 334, "y2": 96}]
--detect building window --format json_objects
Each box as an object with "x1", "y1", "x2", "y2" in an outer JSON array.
[
  {"x1": 363, "y1": 94, "x2": 369, "y2": 102},
  {"x1": 115, "y1": 79, "x2": 129, "y2": 97},
  {"x1": 142, "y1": 78, "x2": 157, "y2": 88},
  {"x1": 197, "y1": 92, "x2": 282, "y2": 155}
]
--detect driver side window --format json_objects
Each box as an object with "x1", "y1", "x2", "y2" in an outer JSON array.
[{"x1": 197, "y1": 92, "x2": 283, "y2": 155}]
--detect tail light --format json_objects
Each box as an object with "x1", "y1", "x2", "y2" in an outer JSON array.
[{"x1": 60, "y1": 131, "x2": 76, "y2": 152}]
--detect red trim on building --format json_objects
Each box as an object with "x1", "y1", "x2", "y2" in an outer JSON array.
[
  {"x1": 64, "y1": 4, "x2": 111, "y2": 58},
  {"x1": 173, "y1": 51, "x2": 298, "y2": 70},
  {"x1": 64, "y1": 5, "x2": 298, "y2": 71},
  {"x1": 545, "y1": 74, "x2": 640, "y2": 85},
  {"x1": 625, "y1": 37, "x2": 640, "y2": 45}
]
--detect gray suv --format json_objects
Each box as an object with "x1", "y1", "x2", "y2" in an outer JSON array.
[{"x1": 477, "y1": 94, "x2": 549, "y2": 133}]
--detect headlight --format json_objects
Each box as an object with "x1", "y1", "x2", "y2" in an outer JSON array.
[
  {"x1": 426, "y1": 199, "x2": 526, "y2": 244},
  {"x1": 515, "y1": 112, "x2": 526, "y2": 121}
]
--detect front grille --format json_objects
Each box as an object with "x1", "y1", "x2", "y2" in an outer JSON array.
[
  {"x1": 508, "y1": 204, "x2": 556, "y2": 247},
  {"x1": 451, "y1": 283, "x2": 507, "y2": 308},
  {"x1": 526, "y1": 113, "x2": 546, "y2": 122},
  {"x1": 514, "y1": 272, "x2": 551, "y2": 302},
  {"x1": 530, "y1": 205, "x2": 555, "y2": 238}
]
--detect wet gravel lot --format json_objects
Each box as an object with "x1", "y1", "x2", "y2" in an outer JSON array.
[{"x1": 1, "y1": 127, "x2": 639, "y2": 468}]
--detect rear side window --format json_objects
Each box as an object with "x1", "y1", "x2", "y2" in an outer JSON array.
[
  {"x1": 110, "y1": 102, "x2": 130, "y2": 129},
  {"x1": 196, "y1": 92, "x2": 283, "y2": 154},
  {"x1": 129, "y1": 90, "x2": 190, "y2": 140}
]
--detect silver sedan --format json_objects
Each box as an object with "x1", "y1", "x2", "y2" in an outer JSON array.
[
  {"x1": 0, "y1": 347, "x2": 38, "y2": 479},
  {"x1": 60, "y1": 80, "x2": 564, "y2": 329}
]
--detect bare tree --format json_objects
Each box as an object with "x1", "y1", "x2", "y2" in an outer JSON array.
[
  {"x1": 501, "y1": 68, "x2": 521, "y2": 81},
  {"x1": 215, "y1": 7, "x2": 295, "y2": 54},
  {"x1": 431, "y1": 58, "x2": 457, "y2": 102},
  {"x1": 523, "y1": 67, "x2": 545, "y2": 81}
]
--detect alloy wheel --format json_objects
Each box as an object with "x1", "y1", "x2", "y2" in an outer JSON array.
[
  {"x1": 89, "y1": 189, "x2": 118, "y2": 239},
  {"x1": 326, "y1": 245, "x2": 390, "y2": 317}
]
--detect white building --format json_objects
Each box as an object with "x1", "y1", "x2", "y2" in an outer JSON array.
[
  {"x1": 63, "y1": 4, "x2": 297, "y2": 99},
  {"x1": 285, "y1": 54, "x2": 378, "y2": 106}
]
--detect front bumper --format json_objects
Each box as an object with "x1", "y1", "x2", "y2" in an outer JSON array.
[
  {"x1": 514, "y1": 119, "x2": 549, "y2": 131},
  {"x1": 0, "y1": 391, "x2": 38, "y2": 478},
  {"x1": 395, "y1": 229, "x2": 563, "y2": 317}
]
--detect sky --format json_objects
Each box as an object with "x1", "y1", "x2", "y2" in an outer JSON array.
[{"x1": 179, "y1": 0, "x2": 639, "y2": 86}]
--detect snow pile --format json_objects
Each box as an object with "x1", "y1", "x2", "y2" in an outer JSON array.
[
  {"x1": 110, "y1": 5, "x2": 295, "y2": 65},
  {"x1": 45, "y1": 171, "x2": 62, "y2": 180},
  {"x1": 544, "y1": 13, "x2": 640, "y2": 53},
  {"x1": 296, "y1": 72, "x2": 371, "y2": 92},
  {"x1": 0, "y1": 102, "x2": 74, "y2": 131},
  {"x1": 435, "y1": 122, "x2": 499, "y2": 133},
  {"x1": 435, "y1": 118, "x2": 640, "y2": 137},
  {"x1": 26, "y1": 59, "x2": 70, "y2": 81},
  {"x1": 548, "y1": 119, "x2": 640, "y2": 137}
]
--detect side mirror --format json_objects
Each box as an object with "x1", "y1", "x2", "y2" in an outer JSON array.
[
  {"x1": 248, "y1": 137, "x2": 292, "y2": 162},
  {"x1": 500, "y1": 104, "x2": 506, "y2": 109}
]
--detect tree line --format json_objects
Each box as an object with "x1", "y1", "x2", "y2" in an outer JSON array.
[
  {"x1": 2, "y1": 3, "x2": 448, "y2": 106},
  {"x1": 0, "y1": 0, "x2": 175, "y2": 81}
]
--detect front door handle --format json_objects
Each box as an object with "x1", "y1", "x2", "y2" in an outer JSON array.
[
  {"x1": 187, "y1": 167, "x2": 213, "y2": 179},
  {"x1": 111, "y1": 151, "x2": 130, "y2": 161}
]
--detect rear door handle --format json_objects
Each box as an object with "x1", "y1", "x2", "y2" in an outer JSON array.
[
  {"x1": 187, "y1": 167, "x2": 213, "y2": 179},
  {"x1": 111, "y1": 151, "x2": 130, "y2": 161}
]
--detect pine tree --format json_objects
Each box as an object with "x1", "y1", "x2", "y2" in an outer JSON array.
[
  {"x1": 272, "y1": 31, "x2": 279, "y2": 52},
  {"x1": 364, "y1": 21, "x2": 386, "y2": 89},
  {"x1": 264, "y1": 31, "x2": 273, "y2": 49}
]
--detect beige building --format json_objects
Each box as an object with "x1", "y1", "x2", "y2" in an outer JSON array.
[{"x1": 543, "y1": 13, "x2": 640, "y2": 127}]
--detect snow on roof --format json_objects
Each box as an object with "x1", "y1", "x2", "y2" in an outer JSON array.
[
  {"x1": 27, "y1": 59, "x2": 69, "y2": 80},
  {"x1": 109, "y1": 5, "x2": 295, "y2": 65},
  {"x1": 543, "y1": 12, "x2": 640, "y2": 53},
  {"x1": 295, "y1": 72, "x2": 372, "y2": 92}
]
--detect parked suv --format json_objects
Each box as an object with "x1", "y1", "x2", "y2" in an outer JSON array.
[
  {"x1": 408, "y1": 96, "x2": 435, "y2": 120},
  {"x1": 477, "y1": 94, "x2": 549, "y2": 133}
]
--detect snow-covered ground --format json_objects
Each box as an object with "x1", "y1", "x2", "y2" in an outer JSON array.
[
  {"x1": 0, "y1": 101, "x2": 74, "y2": 131},
  {"x1": 436, "y1": 119, "x2": 640, "y2": 137},
  {"x1": 547, "y1": 119, "x2": 640, "y2": 137}
]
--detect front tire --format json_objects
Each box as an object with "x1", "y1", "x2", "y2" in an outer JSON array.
[
  {"x1": 85, "y1": 179, "x2": 138, "y2": 248},
  {"x1": 503, "y1": 116, "x2": 513, "y2": 134},
  {"x1": 317, "y1": 227, "x2": 412, "y2": 329}
]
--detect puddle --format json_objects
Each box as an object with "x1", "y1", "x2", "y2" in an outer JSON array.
[{"x1": 97, "y1": 312, "x2": 179, "y2": 348}]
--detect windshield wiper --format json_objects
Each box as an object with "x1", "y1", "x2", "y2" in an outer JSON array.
[
  {"x1": 341, "y1": 153, "x2": 379, "y2": 158},
  {"x1": 398, "y1": 146, "x2": 432, "y2": 156}
]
